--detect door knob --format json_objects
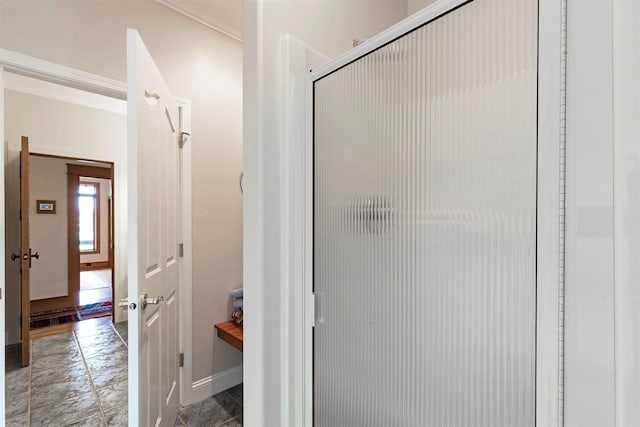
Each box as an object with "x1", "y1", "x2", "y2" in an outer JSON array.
[
  {"x1": 12, "y1": 249, "x2": 39, "y2": 266},
  {"x1": 140, "y1": 293, "x2": 164, "y2": 310}
]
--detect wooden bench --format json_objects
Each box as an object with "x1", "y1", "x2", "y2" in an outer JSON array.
[{"x1": 214, "y1": 321, "x2": 243, "y2": 352}]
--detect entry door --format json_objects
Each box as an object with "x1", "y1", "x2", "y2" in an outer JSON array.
[
  {"x1": 313, "y1": 0, "x2": 538, "y2": 426},
  {"x1": 127, "y1": 29, "x2": 180, "y2": 426},
  {"x1": 19, "y1": 137, "x2": 31, "y2": 368}
]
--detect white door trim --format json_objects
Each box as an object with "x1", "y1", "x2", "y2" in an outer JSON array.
[
  {"x1": 0, "y1": 49, "x2": 194, "y2": 410},
  {"x1": 175, "y1": 97, "x2": 198, "y2": 405},
  {"x1": 279, "y1": 0, "x2": 565, "y2": 425},
  {"x1": 279, "y1": 35, "x2": 327, "y2": 427},
  {"x1": 0, "y1": 49, "x2": 126, "y2": 100}
]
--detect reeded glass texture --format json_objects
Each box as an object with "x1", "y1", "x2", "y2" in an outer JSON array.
[{"x1": 313, "y1": 1, "x2": 538, "y2": 426}]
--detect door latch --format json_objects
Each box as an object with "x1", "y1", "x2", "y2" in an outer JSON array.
[
  {"x1": 118, "y1": 298, "x2": 137, "y2": 310},
  {"x1": 16, "y1": 248, "x2": 40, "y2": 268}
]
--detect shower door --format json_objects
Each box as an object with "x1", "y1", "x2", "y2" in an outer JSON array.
[{"x1": 313, "y1": 0, "x2": 538, "y2": 426}]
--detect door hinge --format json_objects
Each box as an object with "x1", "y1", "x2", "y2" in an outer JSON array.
[
  {"x1": 0, "y1": 288, "x2": 2, "y2": 300},
  {"x1": 179, "y1": 352, "x2": 184, "y2": 367},
  {"x1": 179, "y1": 132, "x2": 190, "y2": 149},
  {"x1": 178, "y1": 243, "x2": 184, "y2": 258}
]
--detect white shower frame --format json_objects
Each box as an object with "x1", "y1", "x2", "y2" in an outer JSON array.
[{"x1": 291, "y1": 0, "x2": 565, "y2": 425}]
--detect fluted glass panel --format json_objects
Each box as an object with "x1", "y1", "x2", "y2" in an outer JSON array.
[{"x1": 313, "y1": 1, "x2": 538, "y2": 426}]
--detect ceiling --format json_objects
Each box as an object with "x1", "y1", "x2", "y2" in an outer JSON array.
[{"x1": 154, "y1": 0, "x2": 243, "y2": 42}]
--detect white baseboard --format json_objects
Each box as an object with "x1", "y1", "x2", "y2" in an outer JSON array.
[{"x1": 186, "y1": 365, "x2": 243, "y2": 405}]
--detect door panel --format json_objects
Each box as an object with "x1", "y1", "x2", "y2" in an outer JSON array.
[
  {"x1": 313, "y1": 0, "x2": 538, "y2": 425},
  {"x1": 127, "y1": 29, "x2": 180, "y2": 426},
  {"x1": 164, "y1": 291, "x2": 178, "y2": 407}
]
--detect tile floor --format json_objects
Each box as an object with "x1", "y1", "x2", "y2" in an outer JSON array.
[
  {"x1": 6, "y1": 321, "x2": 129, "y2": 426},
  {"x1": 5, "y1": 320, "x2": 243, "y2": 426},
  {"x1": 176, "y1": 384, "x2": 243, "y2": 427}
]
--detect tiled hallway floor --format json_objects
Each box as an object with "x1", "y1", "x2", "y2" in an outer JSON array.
[
  {"x1": 6, "y1": 320, "x2": 242, "y2": 426},
  {"x1": 6, "y1": 322, "x2": 129, "y2": 426},
  {"x1": 176, "y1": 384, "x2": 243, "y2": 427}
]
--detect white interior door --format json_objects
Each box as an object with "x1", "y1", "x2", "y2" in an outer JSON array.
[{"x1": 127, "y1": 29, "x2": 180, "y2": 427}]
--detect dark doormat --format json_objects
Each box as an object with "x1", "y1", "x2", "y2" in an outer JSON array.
[{"x1": 30, "y1": 301, "x2": 112, "y2": 330}]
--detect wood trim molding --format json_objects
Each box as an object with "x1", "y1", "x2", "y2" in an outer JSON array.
[
  {"x1": 80, "y1": 260, "x2": 111, "y2": 271},
  {"x1": 67, "y1": 164, "x2": 111, "y2": 179},
  {"x1": 110, "y1": 167, "x2": 115, "y2": 320},
  {"x1": 67, "y1": 169, "x2": 81, "y2": 307}
]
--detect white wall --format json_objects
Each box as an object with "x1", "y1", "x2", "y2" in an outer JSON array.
[
  {"x1": 80, "y1": 177, "x2": 111, "y2": 265},
  {"x1": 0, "y1": 0, "x2": 243, "y2": 397},
  {"x1": 243, "y1": 0, "x2": 408, "y2": 425},
  {"x1": 29, "y1": 155, "x2": 70, "y2": 300}
]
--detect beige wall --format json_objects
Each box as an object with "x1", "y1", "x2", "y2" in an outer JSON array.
[
  {"x1": 29, "y1": 155, "x2": 69, "y2": 300},
  {"x1": 1, "y1": 0, "x2": 243, "y2": 388},
  {"x1": 79, "y1": 177, "x2": 111, "y2": 265},
  {"x1": 407, "y1": 0, "x2": 437, "y2": 15}
]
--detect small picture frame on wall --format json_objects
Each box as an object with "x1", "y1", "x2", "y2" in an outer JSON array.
[{"x1": 37, "y1": 200, "x2": 56, "y2": 214}]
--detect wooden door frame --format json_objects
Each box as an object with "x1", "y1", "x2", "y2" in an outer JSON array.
[{"x1": 29, "y1": 161, "x2": 113, "y2": 313}]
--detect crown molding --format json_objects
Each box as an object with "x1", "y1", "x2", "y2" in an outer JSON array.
[{"x1": 154, "y1": 0, "x2": 242, "y2": 42}]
